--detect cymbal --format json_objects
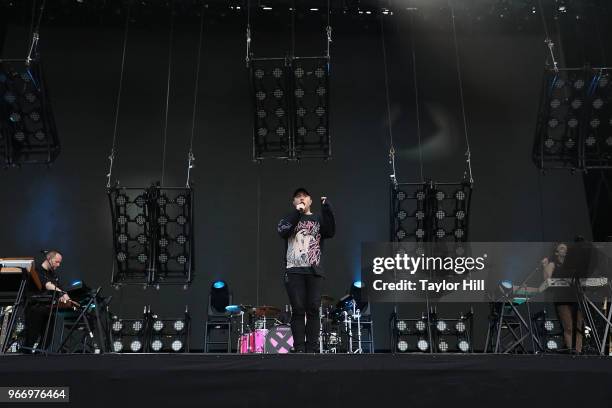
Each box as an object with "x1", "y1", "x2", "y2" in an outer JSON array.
[
  {"x1": 320, "y1": 295, "x2": 335, "y2": 306},
  {"x1": 252, "y1": 306, "x2": 281, "y2": 318},
  {"x1": 225, "y1": 304, "x2": 252, "y2": 313}
]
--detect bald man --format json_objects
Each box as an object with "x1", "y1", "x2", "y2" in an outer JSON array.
[{"x1": 23, "y1": 250, "x2": 72, "y2": 352}]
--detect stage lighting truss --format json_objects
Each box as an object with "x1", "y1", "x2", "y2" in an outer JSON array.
[
  {"x1": 391, "y1": 181, "x2": 472, "y2": 245},
  {"x1": 534, "y1": 68, "x2": 612, "y2": 170},
  {"x1": 108, "y1": 186, "x2": 194, "y2": 287},
  {"x1": 533, "y1": 313, "x2": 563, "y2": 353},
  {"x1": 433, "y1": 316, "x2": 473, "y2": 354},
  {"x1": 148, "y1": 313, "x2": 190, "y2": 353},
  {"x1": 392, "y1": 314, "x2": 432, "y2": 353},
  {"x1": 110, "y1": 309, "x2": 190, "y2": 354},
  {"x1": 0, "y1": 59, "x2": 60, "y2": 167},
  {"x1": 110, "y1": 315, "x2": 148, "y2": 353},
  {"x1": 250, "y1": 56, "x2": 330, "y2": 161}
]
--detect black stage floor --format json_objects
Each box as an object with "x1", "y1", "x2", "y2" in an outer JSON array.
[{"x1": 2, "y1": 353, "x2": 612, "y2": 408}]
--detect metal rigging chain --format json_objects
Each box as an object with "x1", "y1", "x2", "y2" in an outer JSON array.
[
  {"x1": 106, "y1": 1, "x2": 132, "y2": 188},
  {"x1": 161, "y1": 1, "x2": 176, "y2": 187},
  {"x1": 186, "y1": 2, "x2": 206, "y2": 188},
  {"x1": 449, "y1": 0, "x2": 474, "y2": 185},
  {"x1": 537, "y1": 0, "x2": 559, "y2": 72},
  {"x1": 379, "y1": 2, "x2": 398, "y2": 187}
]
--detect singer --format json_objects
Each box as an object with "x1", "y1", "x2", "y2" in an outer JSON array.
[
  {"x1": 277, "y1": 188, "x2": 335, "y2": 353},
  {"x1": 23, "y1": 250, "x2": 72, "y2": 352}
]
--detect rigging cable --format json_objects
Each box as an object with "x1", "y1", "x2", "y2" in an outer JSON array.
[
  {"x1": 106, "y1": 1, "x2": 132, "y2": 188},
  {"x1": 186, "y1": 2, "x2": 206, "y2": 188},
  {"x1": 449, "y1": 0, "x2": 474, "y2": 184},
  {"x1": 160, "y1": 1, "x2": 176, "y2": 187}
]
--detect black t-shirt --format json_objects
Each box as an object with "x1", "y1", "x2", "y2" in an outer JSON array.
[
  {"x1": 26, "y1": 263, "x2": 58, "y2": 295},
  {"x1": 277, "y1": 202, "x2": 335, "y2": 276}
]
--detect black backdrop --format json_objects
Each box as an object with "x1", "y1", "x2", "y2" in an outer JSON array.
[{"x1": 1, "y1": 0, "x2": 601, "y2": 350}]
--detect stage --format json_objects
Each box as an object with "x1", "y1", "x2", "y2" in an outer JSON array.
[{"x1": 2, "y1": 353, "x2": 612, "y2": 407}]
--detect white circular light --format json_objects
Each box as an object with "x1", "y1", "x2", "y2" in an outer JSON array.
[
  {"x1": 272, "y1": 68, "x2": 282, "y2": 78},
  {"x1": 137, "y1": 253, "x2": 148, "y2": 264},
  {"x1": 416, "y1": 191, "x2": 425, "y2": 201},
  {"x1": 590, "y1": 118, "x2": 600, "y2": 128},
  {"x1": 118, "y1": 233, "x2": 128, "y2": 244},
  {"x1": 574, "y1": 79, "x2": 585, "y2": 89},
  {"x1": 273, "y1": 89, "x2": 283, "y2": 99},
  {"x1": 171, "y1": 340, "x2": 183, "y2": 352},
  {"x1": 295, "y1": 88, "x2": 304, "y2": 98},
  {"x1": 586, "y1": 136, "x2": 596, "y2": 146},
  {"x1": 458, "y1": 340, "x2": 470, "y2": 352},
  {"x1": 177, "y1": 255, "x2": 187, "y2": 265},
  {"x1": 548, "y1": 118, "x2": 559, "y2": 128},
  {"x1": 455, "y1": 321, "x2": 466, "y2": 333},
  {"x1": 116, "y1": 252, "x2": 127, "y2": 262},
  {"x1": 571, "y1": 99, "x2": 582, "y2": 109},
  {"x1": 416, "y1": 229, "x2": 425, "y2": 239},
  {"x1": 550, "y1": 99, "x2": 561, "y2": 109},
  {"x1": 593, "y1": 98, "x2": 604, "y2": 109},
  {"x1": 295, "y1": 67, "x2": 304, "y2": 78},
  {"x1": 316, "y1": 86, "x2": 326, "y2": 96},
  {"x1": 397, "y1": 340, "x2": 408, "y2": 352},
  {"x1": 415, "y1": 320, "x2": 426, "y2": 332},
  {"x1": 153, "y1": 320, "x2": 164, "y2": 332},
  {"x1": 417, "y1": 339, "x2": 428, "y2": 352},
  {"x1": 315, "y1": 67, "x2": 325, "y2": 78},
  {"x1": 254, "y1": 69, "x2": 264, "y2": 79},
  {"x1": 256, "y1": 91, "x2": 266, "y2": 100},
  {"x1": 436, "y1": 210, "x2": 445, "y2": 220},
  {"x1": 132, "y1": 320, "x2": 143, "y2": 332},
  {"x1": 159, "y1": 238, "x2": 168, "y2": 248},
  {"x1": 112, "y1": 341, "x2": 123, "y2": 352},
  {"x1": 396, "y1": 229, "x2": 406, "y2": 240},
  {"x1": 177, "y1": 215, "x2": 187, "y2": 225},
  {"x1": 176, "y1": 235, "x2": 187, "y2": 245},
  {"x1": 130, "y1": 340, "x2": 142, "y2": 352},
  {"x1": 568, "y1": 118, "x2": 579, "y2": 128},
  {"x1": 397, "y1": 210, "x2": 407, "y2": 220},
  {"x1": 396, "y1": 320, "x2": 407, "y2": 332},
  {"x1": 456, "y1": 210, "x2": 466, "y2": 220},
  {"x1": 175, "y1": 195, "x2": 187, "y2": 206},
  {"x1": 151, "y1": 339, "x2": 163, "y2": 352},
  {"x1": 436, "y1": 320, "x2": 448, "y2": 332},
  {"x1": 546, "y1": 340, "x2": 558, "y2": 350},
  {"x1": 436, "y1": 229, "x2": 446, "y2": 238},
  {"x1": 438, "y1": 340, "x2": 449, "y2": 352},
  {"x1": 173, "y1": 320, "x2": 185, "y2": 332},
  {"x1": 112, "y1": 320, "x2": 123, "y2": 333},
  {"x1": 455, "y1": 190, "x2": 465, "y2": 200},
  {"x1": 544, "y1": 320, "x2": 554, "y2": 331},
  {"x1": 544, "y1": 138, "x2": 555, "y2": 149},
  {"x1": 396, "y1": 190, "x2": 407, "y2": 201},
  {"x1": 137, "y1": 234, "x2": 147, "y2": 245},
  {"x1": 158, "y1": 253, "x2": 168, "y2": 264},
  {"x1": 135, "y1": 214, "x2": 146, "y2": 226}
]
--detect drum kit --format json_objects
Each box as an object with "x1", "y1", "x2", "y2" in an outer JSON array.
[{"x1": 226, "y1": 294, "x2": 366, "y2": 354}]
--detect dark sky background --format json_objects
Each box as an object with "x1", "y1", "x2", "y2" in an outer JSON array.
[{"x1": 2, "y1": 0, "x2": 608, "y2": 350}]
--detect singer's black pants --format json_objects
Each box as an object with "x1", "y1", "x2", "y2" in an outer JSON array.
[{"x1": 284, "y1": 273, "x2": 323, "y2": 353}]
